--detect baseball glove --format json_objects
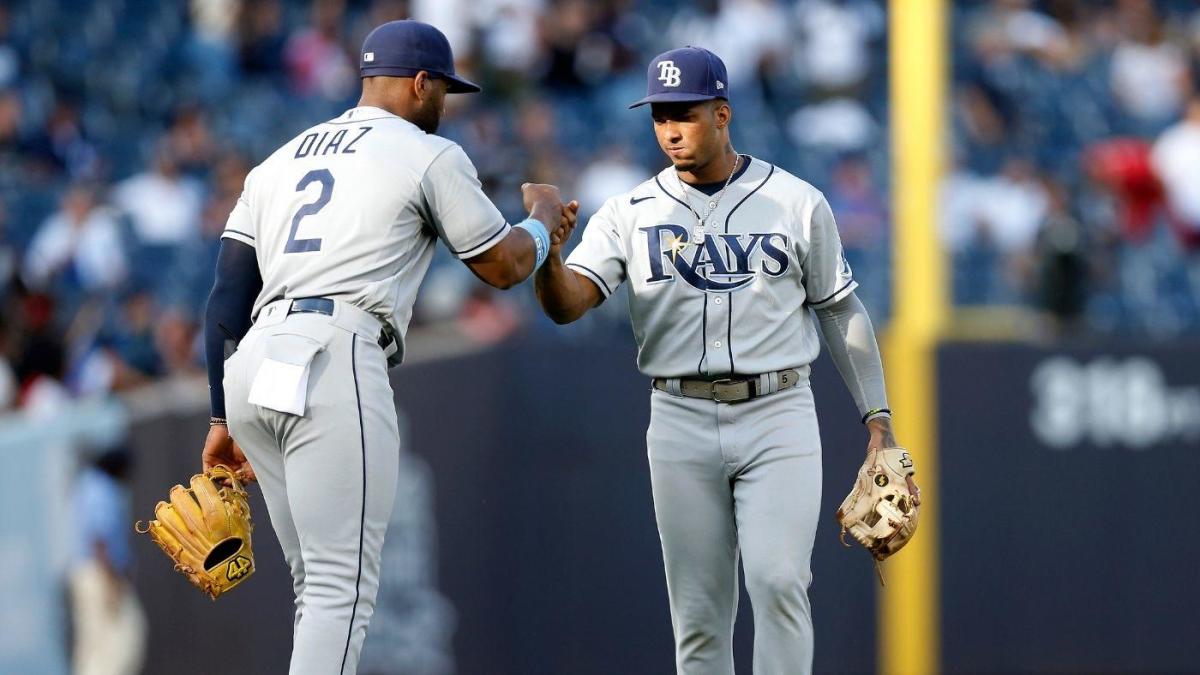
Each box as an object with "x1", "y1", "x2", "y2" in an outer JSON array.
[
  {"x1": 835, "y1": 446, "x2": 920, "y2": 583},
  {"x1": 135, "y1": 465, "x2": 255, "y2": 599}
]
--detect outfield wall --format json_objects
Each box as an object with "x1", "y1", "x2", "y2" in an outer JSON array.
[{"x1": 11, "y1": 334, "x2": 1194, "y2": 674}]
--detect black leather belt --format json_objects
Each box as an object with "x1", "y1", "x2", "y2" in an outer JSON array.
[
  {"x1": 288, "y1": 297, "x2": 397, "y2": 355},
  {"x1": 652, "y1": 369, "x2": 800, "y2": 403},
  {"x1": 288, "y1": 297, "x2": 335, "y2": 316}
]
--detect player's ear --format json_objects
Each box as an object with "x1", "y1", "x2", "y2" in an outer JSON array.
[
  {"x1": 413, "y1": 71, "x2": 430, "y2": 100},
  {"x1": 713, "y1": 101, "x2": 732, "y2": 129}
]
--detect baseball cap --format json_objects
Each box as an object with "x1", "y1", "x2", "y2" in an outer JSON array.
[
  {"x1": 359, "y1": 20, "x2": 481, "y2": 94},
  {"x1": 629, "y1": 46, "x2": 729, "y2": 109}
]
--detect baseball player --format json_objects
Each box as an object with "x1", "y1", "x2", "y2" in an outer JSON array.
[
  {"x1": 199, "y1": 20, "x2": 576, "y2": 675},
  {"x1": 535, "y1": 47, "x2": 914, "y2": 674}
]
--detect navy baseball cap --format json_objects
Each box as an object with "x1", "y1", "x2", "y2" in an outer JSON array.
[
  {"x1": 360, "y1": 20, "x2": 481, "y2": 94},
  {"x1": 629, "y1": 46, "x2": 729, "y2": 108}
]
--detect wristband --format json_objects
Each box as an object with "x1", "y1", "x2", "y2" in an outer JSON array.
[
  {"x1": 515, "y1": 218, "x2": 551, "y2": 269},
  {"x1": 210, "y1": 416, "x2": 228, "y2": 426},
  {"x1": 861, "y1": 408, "x2": 891, "y2": 424}
]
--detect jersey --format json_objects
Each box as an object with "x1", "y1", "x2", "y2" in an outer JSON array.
[
  {"x1": 564, "y1": 156, "x2": 856, "y2": 379},
  {"x1": 221, "y1": 105, "x2": 511, "y2": 364}
]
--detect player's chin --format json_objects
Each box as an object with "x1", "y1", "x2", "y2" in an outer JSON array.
[{"x1": 668, "y1": 156, "x2": 699, "y2": 173}]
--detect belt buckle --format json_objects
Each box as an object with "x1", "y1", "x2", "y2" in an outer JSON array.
[{"x1": 710, "y1": 378, "x2": 747, "y2": 403}]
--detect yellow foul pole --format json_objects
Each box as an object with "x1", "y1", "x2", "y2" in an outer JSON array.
[{"x1": 882, "y1": 1, "x2": 946, "y2": 674}]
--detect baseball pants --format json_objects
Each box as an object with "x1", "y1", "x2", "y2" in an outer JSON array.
[
  {"x1": 647, "y1": 375, "x2": 822, "y2": 675},
  {"x1": 225, "y1": 300, "x2": 400, "y2": 675}
]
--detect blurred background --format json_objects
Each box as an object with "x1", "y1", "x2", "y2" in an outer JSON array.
[{"x1": 1, "y1": 0, "x2": 1198, "y2": 673}]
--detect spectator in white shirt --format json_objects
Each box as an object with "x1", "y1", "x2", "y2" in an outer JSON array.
[
  {"x1": 112, "y1": 141, "x2": 204, "y2": 245},
  {"x1": 1151, "y1": 97, "x2": 1200, "y2": 232},
  {"x1": 23, "y1": 184, "x2": 128, "y2": 294}
]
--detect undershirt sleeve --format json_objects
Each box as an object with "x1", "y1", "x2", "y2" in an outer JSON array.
[{"x1": 811, "y1": 291, "x2": 889, "y2": 420}]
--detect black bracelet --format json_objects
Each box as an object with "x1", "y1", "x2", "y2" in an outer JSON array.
[{"x1": 861, "y1": 408, "x2": 891, "y2": 424}]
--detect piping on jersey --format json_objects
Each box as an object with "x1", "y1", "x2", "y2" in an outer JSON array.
[
  {"x1": 722, "y1": 163, "x2": 776, "y2": 374},
  {"x1": 655, "y1": 164, "x2": 781, "y2": 376}
]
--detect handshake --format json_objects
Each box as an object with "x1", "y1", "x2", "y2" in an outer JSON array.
[{"x1": 521, "y1": 182, "x2": 580, "y2": 258}]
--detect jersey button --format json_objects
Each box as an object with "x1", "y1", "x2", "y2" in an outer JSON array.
[
  {"x1": 714, "y1": 297, "x2": 723, "y2": 305},
  {"x1": 714, "y1": 340, "x2": 722, "y2": 348}
]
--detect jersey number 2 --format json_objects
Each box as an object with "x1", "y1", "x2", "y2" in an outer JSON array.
[{"x1": 285, "y1": 169, "x2": 334, "y2": 253}]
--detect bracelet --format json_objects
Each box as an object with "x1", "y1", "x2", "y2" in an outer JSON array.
[
  {"x1": 861, "y1": 408, "x2": 891, "y2": 424},
  {"x1": 515, "y1": 218, "x2": 551, "y2": 269},
  {"x1": 210, "y1": 417, "x2": 228, "y2": 426}
]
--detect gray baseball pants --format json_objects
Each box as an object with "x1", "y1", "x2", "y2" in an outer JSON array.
[
  {"x1": 224, "y1": 299, "x2": 400, "y2": 675},
  {"x1": 647, "y1": 373, "x2": 822, "y2": 675}
]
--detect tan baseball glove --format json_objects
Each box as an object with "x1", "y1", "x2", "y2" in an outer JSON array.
[
  {"x1": 835, "y1": 446, "x2": 920, "y2": 582},
  {"x1": 135, "y1": 465, "x2": 255, "y2": 599}
]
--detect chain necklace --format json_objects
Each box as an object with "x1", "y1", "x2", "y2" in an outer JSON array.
[{"x1": 677, "y1": 153, "x2": 744, "y2": 244}]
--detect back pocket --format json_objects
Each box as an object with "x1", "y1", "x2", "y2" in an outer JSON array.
[{"x1": 246, "y1": 333, "x2": 327, "y2": 416}]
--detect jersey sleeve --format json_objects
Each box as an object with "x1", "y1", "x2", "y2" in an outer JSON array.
[
  {"x1": 221, "y1": 171, "x2": 257, "y2": 248},
  {"x1": 803, "y1": 194, "x2": 858, "y2": 308},
  {"x1": 564, "y1": 201, "x2": 627, "y2": 299},
  {"x1": 421, "y1": 144, "x2": 510, "y2": 259}
]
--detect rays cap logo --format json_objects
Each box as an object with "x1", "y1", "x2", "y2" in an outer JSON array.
[{"x1": 630, "y1": 46, "x2": 730, "y2": 108}]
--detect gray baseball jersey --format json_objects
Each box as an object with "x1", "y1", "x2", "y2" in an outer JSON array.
[
  {"x1": 221, "y1": 105, "x2": 512, "y2": 675},
  {"x1": 222, "y1": 105, "x2": 511, "y2": 364},
  {"x1": 568, "y1": 156, "x2": 860, "y2": 674},
  {"x1": 565, "y1": 156, "x2": 856, "y2": 378}
]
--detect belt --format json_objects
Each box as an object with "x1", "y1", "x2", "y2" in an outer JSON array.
[
  {"x1": 286, "y1": 297, "x2": 400, "y2": 365},
  {"x1": 652, "y1": 369, "x2": 801, "y2": 404}
]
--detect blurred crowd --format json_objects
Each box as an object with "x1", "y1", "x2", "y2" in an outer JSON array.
[
  {"x1": 949, "y1": 0, "x2": 1200, "y2": 336},
  {"x1": 1, "y1": 0, "x2": 1198, "y2": 417},
  {"x1": 0, "y1": 0, "x2": 893, "y2": 416}
]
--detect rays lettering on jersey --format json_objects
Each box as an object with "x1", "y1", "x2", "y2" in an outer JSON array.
[{"x1": 640, "y1": 223, "x2": 789, "y2": 293}]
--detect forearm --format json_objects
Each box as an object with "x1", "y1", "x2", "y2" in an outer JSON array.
[
  {"x1": 506, "y1": 203, "x2": 560, "y2": 282},
  {"x1": 813, "y1": 292, "x2": 889, "y2": 422},
  {"x1": 508, "y1": 202, "x2": 561, "y2": 283},
  {"x1": 204, "y1": 241, "x2": 262, "y2": 418},
  {"x1": 535, "y1": 256, "x2": 594, "y2": 324}
]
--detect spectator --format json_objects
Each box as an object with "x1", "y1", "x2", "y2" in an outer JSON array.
[
  {"x1": 575, "y1": 144, "x2": 643, "y2": 217},
  {"x1": 13, "y1": 294, "x2": 67, "y2": 414},
  {"x1": 23, "y1": 183, "x2": 127, "y2": 295},
  {"x1": 162, "y1": 152, "x2": 248, "y2": 314},
  {"x1": 1034, "y1": 180, "x2": 1089, "y2": 335},
  {"x1": 1151, "y1": 96, "x2": 1200, "y2": 247},
  {"x1": 68, "y1": 448, "x2": 147, "y2": 675},
  {"x1": 24, "y1": 98, "x2": 100, "y2": 180},
  {"x1": 112, "y1": 141, "x2": 204, "y2": 246},
  {"x1": 238, "y1": 0, "x2": 287, "y2": 77},
  {"x1": 1110, "y1": 1, "x2": 1191, "y2": 129},
  {"x1": 793, "y1": 0, "x2": 885, "y2": 93},
  {"x1": 284, "y1": 0, "x2": 355, "y2": 100},
  {"x1": 825, "y1": 155, "x2": 888, "y2": 314},
  {"x1": 164, "y1": 106, "x2": 219, "y2": 177}
]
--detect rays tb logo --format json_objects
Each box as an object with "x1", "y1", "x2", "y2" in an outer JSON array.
[
  {"x1": 640, "y1": 224, "x2": 789, "y2": 293},
  {"x1": 657, "y1": 61, "x2": 682, "y2": 87}
]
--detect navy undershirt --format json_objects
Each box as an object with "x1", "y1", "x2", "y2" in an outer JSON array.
[
  {"x1": 205, "y1": 238, "x2": 263, "y2": 417},
  {"x1": 680, "y1": 155, "x2": 751, "y2": 196}
]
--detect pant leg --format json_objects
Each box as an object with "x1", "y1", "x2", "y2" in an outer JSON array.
[
  {"x1": 225, "y1": 332, "x2": 308, "y2": 636},
  {"x1": 227, "y1": 318, "x2": 400, "y2": 675},
  {"x1": 647, "y1": 389, "x2": 739, "y2": 675},
  {"x1": 280, "y1": 328, "x2": 400, "y2": 675},
  {"x1": 728, "y1": 384, "x2": 823, "y2": 675}
]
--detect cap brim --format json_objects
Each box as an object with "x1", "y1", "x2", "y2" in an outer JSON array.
[
  {"x1": 628, "y1": 92, "x2": 721, "y2": 109},
  {"x1": 444, "y1": 73, "x2": 481, "y2": 94}
]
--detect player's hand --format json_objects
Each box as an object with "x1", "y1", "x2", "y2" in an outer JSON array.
[
  {"x1": 865, "y1": 417, "x2": 919, "y2": 506},
  {"x1": 550, "y1": 200, "x2": 579, "y2": 256},
  {"x1": 201, "y1": 424, "x2": 257, "y2": 483},
  {"x1": 521, "y1": 182, "x2": 563, "y2": 213}
]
